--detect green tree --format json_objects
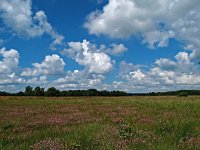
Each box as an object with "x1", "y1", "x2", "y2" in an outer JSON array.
[
  {"x1": 25, "y1": 86, "x2": 34, "y2": 96},
  {"x1": 15, "y1": 91, "x2": 25, "y2": 96},
  {"x1": 87, "y1": 89, "x2": 99, "y2": 96},
  {"x1": 34, "y1": 86, "x2": 44, "y2": 96},
  {"x1": 45, "y1": 87, "x2": 60, "y2": 97}
]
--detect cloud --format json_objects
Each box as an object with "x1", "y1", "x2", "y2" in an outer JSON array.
[
  {"x1": 142, "y1": 30, "x2": 175, "y2": 49},
  {"x1": 0, "y1": 47, "x2": 106, "y2": 92},
  {"x1": 34, "y1": 10, "x2": 64, "y2": 50},
  {"x1": 110, "y1": 44, "x2": 127, "y2": 55},
  {"x1": 0, "y1": 73, "x2": 49, "y2": 92},
  {"x1": 0, "y1": 0, "x2": 35, "y2": 36},
  {"x1": 125, "y1": 69, "x2": 146, "y2": 81},
  {"x1": 175, "y1": 74, "x2": 200, "y2": 85},
  {"x1": 0, "y1": 0, "x2": 64, "y2": 50},
  {"x1": 152, "y1": 51, "x2": 199, "y2": 84},
  {"x1": 175, "y1": 51, "x2": 190, "y2": 63},
  {"x1": 21, "y1": 54, "x2": 65, "y2": 76},
  {"x1": 100, "y1": 43, "x2": 127, "y2": 55},
  {"x1": 0, "y1": 48, "x2": 26, "y2": 88},
  {"x1": 0, "y1": 73, "x2": 25, "y2": 85},
  {"x1": 0, "y1": 46, "x2": 108, "y2": 92},
  {"x1": 116, "y1": 51, "x2": 200, "y2": 92},
  {"x1": 0, "y1": 47, "x2": 19, "y2": 74},
  {"x1": 85, "y1": 0, "x2": 200, "y2": 57},
  {"x1": 26, "y1": 76, "x2": 48, "y2": 85},
  {"x1": 155, "y1": 58, "x2": 177, "y2": 71},
  {"x1": 84, "y1": 0, "x2": 172, "y2": 38},
  {"x1": 1, "y1": 47, "x2": 199, "y2": 93},
  {"x1": 52, "y1": 70, "x2": 105, "y2": 90},
  {"x1": 62, "y1": 39, "x2": 113, "y2": 74},
  {"x1": 119, "y1": 61, "x2": 146, "y2": 76}
]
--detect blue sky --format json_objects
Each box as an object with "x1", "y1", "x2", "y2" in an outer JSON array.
[{"x1": 0, "y1": 0, "x2": 200, "y2": 93}]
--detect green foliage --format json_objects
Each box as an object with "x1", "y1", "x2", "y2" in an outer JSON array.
[
  {"x1": 69, "y1": 140, "x2": 81, "y2": 150},
  {"x1": 45, "y1": 87, "x2": 60, "y2": 97},
  {"x1": 34, "y1": 86, "x2": 45, "y2": 96},
  {"x1": 25, "y1": 86, "x2": 34, "y2": 96},
  {"x1": 0, "y1": 86, "x2": 128, "y2": 96},
  {"x1": 178, "y1": 91, "x2": 188, "y2": 97},
  {"x1": 2, "y1": 122, "x2": 15, "y2": 131},
  {"x1": 117, "y1": 121, "x2": 133, "y2": 139},
  {"x1": 15, "y1": 91, "x2": 25, "y2": 96},
  {"x1": 2, "y1": 86, "x2": 200, "y2": 97}
]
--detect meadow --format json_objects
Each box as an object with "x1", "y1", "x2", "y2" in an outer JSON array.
[{"x1": 1, "y1": 96, "x2": 200, "y2": 150}]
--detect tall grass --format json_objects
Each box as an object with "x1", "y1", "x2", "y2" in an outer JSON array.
[{"x1": 0, "y1": 96, "x2": 200, "y2": 149}]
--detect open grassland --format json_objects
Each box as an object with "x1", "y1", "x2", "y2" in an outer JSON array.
[{"x1": 1, "y1": 96, "x2": 200, "y2": 149}]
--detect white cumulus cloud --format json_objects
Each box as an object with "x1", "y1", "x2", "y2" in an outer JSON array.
[
  {"x1": 21, "y1": 54, "x2": 65, "y2": 76},
  {"x1": 85, "y1": 0, "x2": 200, "y2": 57},
  {"x1": 0, "y1": 0, "x2": 64, "y2": 50},
  {"x1": 0, "y1": 47, "x2": 19, "y2": 74},
  {"x1": 100, "y1": 43, "x2": 127, "y2": 55},
  {"x1": 116, "y1": 51, "x2": 200, "y2": 92},
  {"x1": 52, "y1": 70, "x2": 105, "y2": 90},
  {"x1": 62, "y1": 39, "x2": 113, "y2": 74}
]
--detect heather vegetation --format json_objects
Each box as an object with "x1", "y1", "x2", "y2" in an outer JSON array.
[{"x1": 1, "y1": 96, "x2": 200, "y2": 149}]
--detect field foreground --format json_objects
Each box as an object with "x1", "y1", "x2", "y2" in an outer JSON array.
[{"x1": 1, "y1": 96, "x2": 200, "y2": 149}]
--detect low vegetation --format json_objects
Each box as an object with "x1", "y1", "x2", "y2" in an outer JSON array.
[
  {"x1": 1, "y1": 86, "x2": 200, "y2": 97},
  {"x1": 1, "y1": 96, "x2": 200, "y2": 149},
  {"x1": 0, "y1": 86, "x2": 128, "y2": 97}
]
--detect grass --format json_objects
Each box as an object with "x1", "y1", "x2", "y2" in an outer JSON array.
[{"x1": 0, "y1": 96, "x2": 200, "y2": 149}]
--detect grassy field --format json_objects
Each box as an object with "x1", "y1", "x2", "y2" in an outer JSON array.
[{"x1": 1, "y1": 96, "x2": 200, "y2": 149}]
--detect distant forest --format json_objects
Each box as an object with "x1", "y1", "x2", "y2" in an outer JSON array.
[
  {"x1": 0, "y1": 86, "x2": 127, "y2": 97},
  {"x1": 0, "y1": 86, "x2": 200, "y2": 96}
]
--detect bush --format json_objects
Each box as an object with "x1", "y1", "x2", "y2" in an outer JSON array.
[{"x1": 178, "y1": 91, "x2": 188, "y2": 97}]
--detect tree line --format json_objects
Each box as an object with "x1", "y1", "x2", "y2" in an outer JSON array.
[
  {"x1": 130, "y1": 90, "x2": 200, "y2": 97},
  {"x1": 0, "y1": 86, "x2": 128, "y2": 96},
  {"x1": 0, "y1": 86, "x2": 199, "y2": 96}
]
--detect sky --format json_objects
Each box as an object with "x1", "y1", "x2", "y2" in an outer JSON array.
[{"x1": 0, "y1": 0, "x2": 200, "y2": 93}]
